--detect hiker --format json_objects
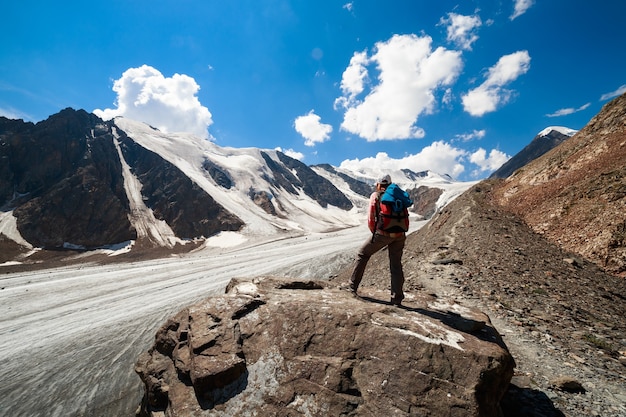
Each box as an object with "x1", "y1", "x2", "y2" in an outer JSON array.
[{"x1": 343, "y1": 174, "x2": 411, "y2": 306}]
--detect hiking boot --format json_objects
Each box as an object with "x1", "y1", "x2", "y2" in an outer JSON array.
[{"x1": 390, "y1": 298, "x2": 402, "y2": 306}]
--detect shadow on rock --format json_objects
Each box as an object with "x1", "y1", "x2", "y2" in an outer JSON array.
[
  {"x1": 196, "y1": 370, "x2": 249, "y2": 410},
  {"x1": 500, "y1": 382, "x2": 565, "y2": 417}
]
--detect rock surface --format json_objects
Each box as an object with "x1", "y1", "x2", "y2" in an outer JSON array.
[
  {"x1": 135, "y1": 276, "x2": 514, "y2": 416},
  {"x1": 409, "y1": 185, "x2": 444, "y2": 219}
]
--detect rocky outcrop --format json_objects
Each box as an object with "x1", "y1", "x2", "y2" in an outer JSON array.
[
  {"x1": 409, "y1": 185, "x2": 444, "y2": 219},
  {"x1": 248, "y1": 189, "x2": 280, "y2": 216},
  {"x1": 274, "y1": 152, "x2": 353, "y2": 210},
  {"x1": 202, "y1": 159, "x2": 233, "y2": 190},
  {"x1": 3, "y1": 109, "x2": 136, "y2": 248},
  {"x1": 135, "y1": 276, "x2": 514, "y2": 416}
]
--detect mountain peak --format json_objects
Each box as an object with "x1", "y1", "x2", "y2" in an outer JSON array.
[
  {"x1": 490, "y1": 125, "x2": 578, "y2": 179},
  {"x1": 537, "y1": 126, "x2": 578, "y2": 138}
]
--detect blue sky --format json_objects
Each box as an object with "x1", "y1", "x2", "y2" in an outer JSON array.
[{"x1": 2, "y1": 1, "x2": 625, "y2": 181}]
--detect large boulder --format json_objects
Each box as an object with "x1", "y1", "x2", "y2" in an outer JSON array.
[{"x1": 135, "y1": 277, "x2": 514, "y2": 416}]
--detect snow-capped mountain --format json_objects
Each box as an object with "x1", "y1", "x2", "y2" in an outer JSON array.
[
  {"x1": 0, "y1": 108, "x2": 473, "y2": 260},
  {"x1": 490, "y1": 126, "x2": 577, "y2": 179}
]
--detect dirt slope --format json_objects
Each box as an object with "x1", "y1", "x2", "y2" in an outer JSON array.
[{"x1": 492, "y1": 93, "x2": 626, "y2": 276}]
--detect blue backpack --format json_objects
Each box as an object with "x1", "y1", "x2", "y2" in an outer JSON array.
[{"x1": 377, "y1": 183, "x2": 413, "y2": 232}]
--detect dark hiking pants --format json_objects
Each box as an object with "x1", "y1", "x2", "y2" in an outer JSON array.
[{"x1": 349, "y1": 232, "x2": 406, "y2": 303}]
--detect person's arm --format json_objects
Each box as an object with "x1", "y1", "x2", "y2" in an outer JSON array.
[{"x1": 367, "y1": 191, "x2": 378, "y2": 233}]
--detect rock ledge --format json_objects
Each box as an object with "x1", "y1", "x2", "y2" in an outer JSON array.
[{"x1": 135, "y1": 277, "x2": 514, "y2": 416}]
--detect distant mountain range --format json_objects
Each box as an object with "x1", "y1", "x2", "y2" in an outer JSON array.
[{"x1": 0, "y1": 109, "x2": 474, "y2": 263}]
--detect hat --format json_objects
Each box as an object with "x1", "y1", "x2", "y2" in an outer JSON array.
[{"x1": 377, "y1": 174, "x2": 391, "y2": 185}]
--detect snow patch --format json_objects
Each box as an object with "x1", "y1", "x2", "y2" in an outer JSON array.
[
  {"x1": 65, "y1": 241, "x2": 135, "y2": 259},
  {"x1": 0, "y1": 261, "x2": 23, "y2": 267},
  {"x1": 112, "y1": 130, "x2": 183, "y2": 248},
  {"x1": 0, "y1": 210, "x2": 32, "y2": 248},
  {"x1": 230, "y1": 282, "x2": 259, "y2": 297},
  {"x1": 204, "y1": 232, "x2": 248, "y2": 248},
  {"x1": 538, "y1": 126, "x2": 578, "y2": 138}
]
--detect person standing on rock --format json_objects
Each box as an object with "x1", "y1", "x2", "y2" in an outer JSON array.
[{"x1": 342, "y1": 174, "x2": 411, "y2": 306}]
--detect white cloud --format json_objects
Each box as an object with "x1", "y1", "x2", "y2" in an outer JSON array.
[
  {"x1": 469, "y1": 148, "x2": 510, "y2": 173},
  {"x1": 461, "y1": 50, "x2": 531, "y2": 116},
  {"x1": 339, "y1": 138, "x2": 510, "y2": 180},
  {"x1": 275, "y1": 147, "x2": 305, "y2": 161},
  {"x1": 339, "y1": 146, "x2": 461, "y2": 179},
  {"x1": 335, "y1": 34, "x2": 463, "y2": 141},
  {"x1": 546, "y1": 102, "x2": 590, "y2": 117},
  {"x1": 455, "y1": 129, "x2": 486, "y2": 142},
  {"x1": 336, "y1": 51, "x2": 369, "y2": 105},
  {"x1": 293, "y1": 110, "x2": 333, "y2": 147},
  {"x1": 342, "y1": 2, "x2": 353, "y2": 12},
  {"x1": 510, "y1": 0, "x2": 535, "y2": 20},
  {"x1": 600, "y1": 84, "x2": 626, "y2": 101},
  {"x1": 94, "y1": 65, "x2": 214, "y2": 139},
  {"x1": 440, "y1": 12, "x2": 482, "y2": 51}
]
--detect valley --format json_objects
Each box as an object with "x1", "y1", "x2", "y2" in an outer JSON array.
[{"x1": 0, "y1": 226, "x2": 367, "y2": 416}]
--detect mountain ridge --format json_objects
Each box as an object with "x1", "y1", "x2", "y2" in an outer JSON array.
[
  {"x1": 0, "y1": 109, "x2": 471, "y2": 267},
  {"x1": 492, "y1": 92, "x2": 626, "y2": 276}
]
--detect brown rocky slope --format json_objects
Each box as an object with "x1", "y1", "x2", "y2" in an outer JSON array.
[{"x1": 492, "y1": 93, "x2": 626, "y2": 276}]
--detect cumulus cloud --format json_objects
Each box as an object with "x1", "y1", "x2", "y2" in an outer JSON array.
[
  {"x1": 339, "y1": 145, "x2": 463, "y2": 179},
  {"x1": 293, "y1": 110, "x2": 333, "y2": 147},
  {"x1": 510, "y1": 0, "x2": 534, "y2": 20},
  {"x1": 440, "y1": 12, "x2": 482, "y2": 51},
  {"x1": 94, "y1": 65, "x2": 213, "y2": 139},
  {"x1": 334, "y1": 34, "x2": 463, "y2": 141},
  {"x1": 546, "y1": 102, "x2": 590, "y2": 117},
  {"x1": 339, "y1": 140, "x2": 508, "y2": 180},
  {"x1": 461, "y1": 50, "x2": 531, "y2": 116},
  {"x1": 469, "y1": 148, "x2": 510, "y2": 173},
  {"x1": 600, "y1": 84, "x2": 626, "y2": 101},
  {"x1": 337, "y1": 51, "x2": 369, "y2": 103}
]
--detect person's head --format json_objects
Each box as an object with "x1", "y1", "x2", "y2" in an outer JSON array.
[{"x1": 376, "y1": 174, "x2": 391, "y2": 190}]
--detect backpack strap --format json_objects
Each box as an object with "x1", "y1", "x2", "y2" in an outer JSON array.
[{"x1": 374, "y1": 190, "x2": 382, "y2": 222}]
